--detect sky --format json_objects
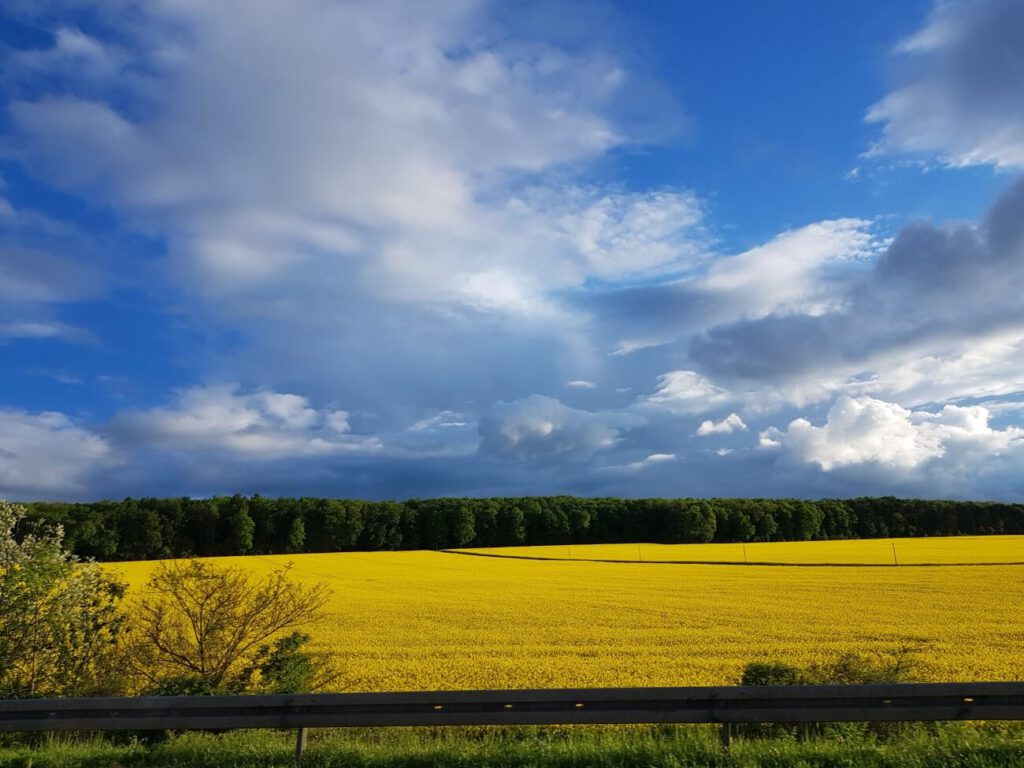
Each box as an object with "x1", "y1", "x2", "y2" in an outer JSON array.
[{"x1": 2, "y1": 0, "x2": 1024, "y2": 502}]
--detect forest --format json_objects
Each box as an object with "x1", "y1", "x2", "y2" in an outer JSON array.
[{"x1": 22, "y1": 495, "x2": 1024, "y2": 561}]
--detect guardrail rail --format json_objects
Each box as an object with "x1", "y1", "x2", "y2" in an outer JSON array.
[{"x1": 2, "y1": 682, "x2": 1022, "y2": 758}]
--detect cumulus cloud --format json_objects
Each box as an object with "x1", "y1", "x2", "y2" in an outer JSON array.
[
  {"x1": 770, "y1": 396, "x2": 1022, "y2": 473},
  {"x1": 0, "y1": 409, "x2": 112, "y2": 497},
  {"x1": 4, "y1": 0, "x2": 1024, "y2": 502},
  {"x1": 641, "y1": 370, "x2": 730, "y2": 414},
  {"x1": 690, "y1": 176, "x2": 1024, "y2": 406},
  {"x1": 696, "y1": 413, "x2": 747, "y2": 436},
  {"x1": 2, "y1": 0, "x2": 706, "y2": 428},
  {"x1": 560, "y1": 189, "x2": 707, "y2": 280},
  {"x1": 4, "y1": 0, "x2": 690, "y2": 306},
  {"x1": 867, "y1": 0, "x2": 1024, "y2": 169},
  {"x1": 614, "y1": 452, "x2": 676, "y2": 472},
  {"x1": 584, "y1": 218, "x2": 883, "y2": 369},
  {"x1": 112, "y1": 384, "x2": 381, "y2": 459},
  {"x1": 699, "y1": 219, "x2": 881, "y2": 319},
  {"x1": 478, "y1": 394, "x2": 644, "y2": 460}
]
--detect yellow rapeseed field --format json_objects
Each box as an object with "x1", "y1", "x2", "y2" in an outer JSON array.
[
  {"x1": 107, "y1": 536, "x2": 1024, "y2": 693},
  {"x1": 453, "y1": 535, "x2": 1024, "y2": 565}
]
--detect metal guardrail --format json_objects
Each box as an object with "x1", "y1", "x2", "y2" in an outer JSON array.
[{"x1": 2, "y1": 683, "x2": 1022, "y2": 757}]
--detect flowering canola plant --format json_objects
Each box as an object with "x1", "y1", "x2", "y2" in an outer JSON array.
[
  {"x1": 454, "y1": 535, "x2": 1024, "y2": 565},
  {"x1": 108, "y1": 536, "x2": 1024, "y2": 692}
]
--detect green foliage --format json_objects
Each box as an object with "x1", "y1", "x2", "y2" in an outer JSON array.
[
  {"x1": 738, "y1": 646, "x2": 927, "y2": 740},
  {"x1": 232, "y1": 631, "x2": 340, "y2": 694},
  {"x1": 741, "y1": 661, "x2": 806, "y2": 686},
  {"x1": 20, "y1": 495, "x2": 1024, "y2": 561},
  {"x1": 804, "y1": 645, "x2": 925, "y2": 686},
  {"x1": 285, "y1": 516, "x2": 306, "y2": 554},
  {"x1": 2, "y1": 723, "x2": 1024, "y2": 767},
  {"x1": 218, "y1": 495, "x2": 255, "y2": 555},
  {"x1": 0, "y1": 500, "x2": 127, "y2": 698},
  {"x1": 123, "y1": 559, "x2": 332, "y2": 693},
  {"x1": 741, "y1": 645, "x2": 924, "y2": 688}
]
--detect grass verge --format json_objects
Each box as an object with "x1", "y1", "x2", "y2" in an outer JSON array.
[{"x1": 1, "y1": 723, "x2": 1023, "y2": 768}]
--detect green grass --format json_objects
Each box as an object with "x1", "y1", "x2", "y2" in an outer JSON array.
[{"x1": 2, "y1": 724, "x2": 1024, "y2": 768}]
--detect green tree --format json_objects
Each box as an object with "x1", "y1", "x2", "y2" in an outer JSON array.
[
  {"x1": 218, "y1": 494, "x2": 255, "y2": 554},
  {"x1": 286, "y1": 515, "x2": 306, "y2": 553},
  {"x1": 236, "y1": 631, "x2": 339, "y2": 693},
  {"x1": 123, "y1": 559, "x2": 330, "y2": 692},
  {"x1": 496, "y1": 503, "x2": 527, "y2": 545},
  {"x1": 0, "y1": 500, "x2": 126, "y2": 698}
]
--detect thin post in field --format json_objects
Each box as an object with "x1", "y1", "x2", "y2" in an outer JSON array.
[{"x1": 295, "y1": 727, "x2": 308, "y2": 761}]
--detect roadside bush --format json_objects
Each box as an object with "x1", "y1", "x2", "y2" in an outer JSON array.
[
  {"x1": 235, "y1": 631, "x2": 339, "y2": 693},
  {"x1": 0, "y1": 500, "x2": 127, "y2": 698},
  {"x1": 738, "y1": 644, "x2": 927, "y2": 740},
  {"x1": 741, "y1": 661, "x2": 806, "y2": 686}
]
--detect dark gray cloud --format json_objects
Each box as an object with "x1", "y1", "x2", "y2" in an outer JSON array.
[
  {"x1": 0, "y1": 200, "x2": 110, "y2": 345},
  {"x1": 690, "y1": 176, "x2": 1024, "y2": 392},
  {"x1": 478, "y1": 394, "x2": 645, "y2": 461},
  {"x1": 868, "y1": 0, "x2": 1024, "y2": 168}
]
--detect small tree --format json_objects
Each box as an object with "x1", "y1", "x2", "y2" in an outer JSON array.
[
  {"x1": 235, "y1": 631, "x2": 339, "y2": 693},
  {"x1": 0, "y1": 500, "x2": 126, "y2": 698},
  {"x1": 123, "y1": 559, "x2": 331, "y2": 692}
]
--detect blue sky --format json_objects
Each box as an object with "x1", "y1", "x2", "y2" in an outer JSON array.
[{"x1": 2, "y1": 0, "x2": 1024, "y2": 501}]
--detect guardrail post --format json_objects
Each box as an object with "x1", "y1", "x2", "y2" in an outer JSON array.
[
  {"x1": 295, "y1": 727, "x2": 307, "y2": 761},
  {"x1": 720, "y1": 722, "x2": 732, "y2": 750}
]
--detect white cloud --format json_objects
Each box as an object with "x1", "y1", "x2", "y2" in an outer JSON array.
[
  {"x1": 560, "y1": 189, "x2": 707, "y2": 280},
  {"x1": 689, "y1": 177, "x2": 1024, "y2": 418},
  {"x1": 615, "y1": 452, "x2": 676, "y2": 472},
  {"x1": 409, "y1": 410, "x2": 472, "y2": 432},
  {"x1": 6, "y1": 1, "x2": 1024, "y2": 501},
  {"x1": 844, "y1": 330, "x2": 1024, "y2": 406},
  {"x1": 696, "y1": 412, "x2": 748, "y2": 436},
  {"x1": 609, "y1": 337, "x2": 670, "y2": 356},
  {"x1": 771, "y1": 395, "x2": 1023, "y2": 472},
  {"x1": 0, "y1": 321, "x2": 96, "y2": 344},
  {"x1": 10, "y1": 27, "x2": 124, "y2": 82},
  {"x1": 112, "y1": 384, "x2": 381, "y2": 459},
  {"x1": 642, "y1": 370, "x2": 729, "y2": 414},
  {"x1": 699, "y1": 219, "x2": 880, "y2": 319},
  {"x1": 3, "y1": 0, "x2": 709, "y2": 433},
  {"x1": 478, "y1": 394, "x2": 643, "y2": 460},
  {"x1": 866, "y1": 0, "x2": 1024, "y2": 169},
  {"x1": 0, "y1": 409, "x2": 112, "y2": 497},
  {"x1": 6, "y1": 0, "x2": 666, "y2": 310}
]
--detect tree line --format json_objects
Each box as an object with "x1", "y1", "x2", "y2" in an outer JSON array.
[{"x1": 21, "y1": 495, "x2": 1024, "y2": 562}]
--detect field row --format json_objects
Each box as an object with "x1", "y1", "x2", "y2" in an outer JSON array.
[{"x1": 451, "y1": 535, "x2": 1024, "y2": 565}]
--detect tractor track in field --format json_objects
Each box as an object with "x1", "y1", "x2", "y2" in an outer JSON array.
[{"x1": 440, "y1": 549, "x2": 1024, "y2": 567}]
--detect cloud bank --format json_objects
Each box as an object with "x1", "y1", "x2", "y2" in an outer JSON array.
[{"x1": 2, "y1": 1, "x2": 1024, "y2": 502}]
